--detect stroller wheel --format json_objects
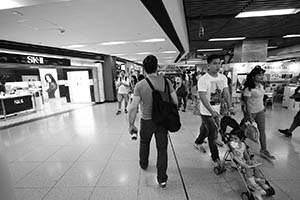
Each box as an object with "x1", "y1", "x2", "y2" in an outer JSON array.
[
  {"x1": 221, "y1": 166, "x2": 226, "y2": 173},
  {"x1": 241, "y1": 192, "x2": 254, "y2": 200},
  {"x1": 213, "y1": 166, "x2": 221, "y2": 175}
]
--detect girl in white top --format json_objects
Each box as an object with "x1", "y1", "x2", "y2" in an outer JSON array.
[{"x1": 242, "y1": 66, "x2": 275, "y2": 160}]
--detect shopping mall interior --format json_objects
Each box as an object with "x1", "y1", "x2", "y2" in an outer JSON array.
[{"x1": 1, "y1": 0, "x2": 300, "y2": 200}]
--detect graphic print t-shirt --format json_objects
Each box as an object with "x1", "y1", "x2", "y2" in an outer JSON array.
[{"x1": 197, "y1": 73, "x2": 228, "y2": 116}]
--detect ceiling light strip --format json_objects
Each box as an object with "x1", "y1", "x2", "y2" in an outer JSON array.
[
  {"x1": 209, "y1": 37, "x2": 246, "y2": 41},
  {"x1": 236, "y1": 8, "x2": 300, "y2": 18},
  {"x1": 197, "y1": 48, "x2": 223, "y2": 52},
  {"x1": 98, "y1": 38, "x2": 166, "y2": 46},
  {"x1": 283, "y1": 34, "x2": 300, "y2": 38}
]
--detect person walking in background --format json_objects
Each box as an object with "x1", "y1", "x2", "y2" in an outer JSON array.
[
  {"x1": 242, "y1": 66, "x2": 275, "y2": 160},
  {"x1": 190, "y1": 72, "x2": 198, "y2": 105},
  {"x1": 115, "y1": 70, "x2": 130, "y2": 115},
  {"x1": 129, "y1": 75, "x2": 137, "y2": 103},
  {"x1": 175, "y1": 76, "x2": 187, "y2": 112},
  {"x1": 193, "y1": 54, "x2": 233, "y2": 167},
  {"x1": 128, "y1": 55, "x2": 178, "y2": 188},
  {"x1": 44, "y1": 73, "x2": 57, "y2": 99},
  {"x1": 278, "y1": 85, "x2": 300, "y2": 137}
]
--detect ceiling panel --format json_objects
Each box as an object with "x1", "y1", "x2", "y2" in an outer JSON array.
[{"x1": 184, "y1": 0, "x2": 300, "y2": 61}]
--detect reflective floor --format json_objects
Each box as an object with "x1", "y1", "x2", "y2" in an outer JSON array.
[{"x1": 0, "y1": 102, "x2": 299, "y2": 200}]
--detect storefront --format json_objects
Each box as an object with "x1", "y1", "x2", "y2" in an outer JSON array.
[{"x1": 0, "y1": 52, "x2": 105, "y2": 122}]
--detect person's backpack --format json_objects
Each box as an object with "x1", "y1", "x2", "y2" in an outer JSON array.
[{"x1": 145, "y1": 77, "x2": 181, "y2": 132}]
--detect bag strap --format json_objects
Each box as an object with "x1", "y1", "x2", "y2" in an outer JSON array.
[
  {"x1": 145, "y1": 77, "x2": 155, "y2": 91},
  {"x1": 164, "y1": 78, "x2": 172, "y2": 102},
  {"x1": 146, "y1": 77, "x2": 168, "y2": 93}
]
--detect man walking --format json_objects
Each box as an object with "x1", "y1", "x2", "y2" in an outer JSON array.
[
  {"x1": 128, "y1": 55, "x2": 178, "y2": 188},
  {"x1": 193, "y1": 54, "x2": 233, "y2": 167}
]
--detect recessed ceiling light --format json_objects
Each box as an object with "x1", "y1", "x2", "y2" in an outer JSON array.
[
  {"x1": 63, "y1": 44, "x2": 85, "y2": 48},
  {"x1": 136, "y1": 52, "x2": 152, "y2": 55},
  {"x1": 99, "y1": 41, "x2": 129, "y2": 45},
  {"x1": 11, "y1": 10, "x2": 23, "y2": 16},
  {"x1": 161, "y1": 51, "x2": 177, "y2": 54},
  {"x1": 113, "y1": 54, "x2": 127, "y2": 56},
  {"x1": 283, "y1": 34, "x2": 300, "y2": 38},
  {"x1": 139, "y1": 38, "x2": 165, "y2": 43},
  {"x1": 267, "y1": 46, "x2": 278, "y2": 49},
  {"x1": 0, "y1": 0, "x2": 22, "y2": 11},
  {"x1": 236, "y1": 8, "x2": 300, "y2": 18},
  {"x1": 197, "y1": 48, "x2": 223, "y2": 52},
  {"x1": 98, "y1": 38, "x2": 166, "y2": 46},
  {"x1": 209, "y1": 37, "x2": 246, "y2": 41}
]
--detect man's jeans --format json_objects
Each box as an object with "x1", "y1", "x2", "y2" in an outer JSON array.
[
  {"x1": 140, "y1": 119, "x2": 168, "y2": 183},
  {"x1": 194, "y1": 115, "x2": 220, "y2": 162}
]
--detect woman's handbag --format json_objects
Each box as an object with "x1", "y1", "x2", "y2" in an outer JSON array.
[{"x1": 243, "y1": 121, "x2": 259, "y2": 143}]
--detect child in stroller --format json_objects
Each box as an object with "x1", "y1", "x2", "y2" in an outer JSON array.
[{"x1": 216, "y1": 116, "x2": 275, "y2": 200}]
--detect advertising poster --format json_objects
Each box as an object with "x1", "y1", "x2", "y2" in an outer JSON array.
[{"x1": 38, "y1": 68, "x2": 60, "y2": 101}]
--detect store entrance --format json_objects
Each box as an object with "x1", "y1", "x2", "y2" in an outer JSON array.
[{"x1": 67, "y1": 71, "x2": 91, "y2": 103}]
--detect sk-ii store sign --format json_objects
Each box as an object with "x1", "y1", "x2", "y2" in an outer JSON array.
[
  {"x1": 0, "y1": 53, "x2": 70, "y2": 66},
  {"x1": 27, "y1": 56, "x2": 44, "y2": 64}
]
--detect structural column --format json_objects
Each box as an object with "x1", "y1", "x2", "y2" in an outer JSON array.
[
  {"x1": 233, "y1": 39, "x2": 268, "y2": 62},
  {"x1": 102, "y1": 55, "x2": 117, "y2": 102}
]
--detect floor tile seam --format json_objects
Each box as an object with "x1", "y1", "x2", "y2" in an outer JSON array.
[
  {"x1": 137, "y1": 166, "x2": 142, "y2": 200},
  {"x1": 88, "y1": 135, "x2": 124, "y2": 200},
  {"x1": 223, "y1": 176, "x2": 247, "y2": 199},
  {"x1": 14, "y1": 186, "x2": 52, "y2": 189},
  {"x1": 40, "y1": 145, "x2": 91, "y2": 200},
  {"x1": 9, "y1": 146, "x2": 40, "y2": 163},
  {"x1": 45, "y1": 145, "x2": 91, "y2": 163},
  {"x1": 268, "y1": 180, "x2": 294, "y2": 200},
  {"x1": 14, "y1": 146, "x2": 64, "y2": 185},
  {"x1": 13, "y1": 145, "x2": 63, "y2": 163},
  {"x1": 168, "y1": 135, "x2": 190, "y2": 200}
]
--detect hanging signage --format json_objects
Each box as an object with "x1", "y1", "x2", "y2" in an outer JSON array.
[{"x1": 0, "y1": 52, "x2": 70, "y2": 66}]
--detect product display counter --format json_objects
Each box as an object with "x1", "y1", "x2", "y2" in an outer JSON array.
[{"x1": 0, "y1": 93, "x2": 34, "y2": 119}]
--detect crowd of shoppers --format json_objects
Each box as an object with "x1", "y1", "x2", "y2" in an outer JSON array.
[{"x1": 123, "y1": 53, "x2": 299, "y2": 188}]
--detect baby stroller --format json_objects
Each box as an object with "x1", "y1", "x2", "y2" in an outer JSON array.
[{"x1": 214, "y1": 115, "x2": 275, "y2": 200}]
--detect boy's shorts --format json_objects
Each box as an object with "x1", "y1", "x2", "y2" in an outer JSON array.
[{"x1": 117, "y1": 93, "x2": 129, "y2": 102}]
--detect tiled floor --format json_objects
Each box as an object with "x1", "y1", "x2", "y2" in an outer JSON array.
[{"x1": 0, "y1": 102, "x2": 299, "y2": 200}]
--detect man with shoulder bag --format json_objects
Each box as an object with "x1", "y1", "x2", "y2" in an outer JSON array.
[{"x1": 128, "y1": 55, "x2": 178, "y2": 188}]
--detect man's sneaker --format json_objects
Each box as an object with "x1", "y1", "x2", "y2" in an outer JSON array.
[
  {"x1": 215, "y1": 139, "x2": 224, "y2": 147},
  {"x1": 182, "y1": 109, "x2": 186, "y2": 112},
  {"x1": 278, "y1": 129, "x2": 292, "y2": 137},
  {"x1": 116, "y1": 110, "x2": 121, "y2": 115},
  {"x1": 131, "y1": 133, "x2": 137, "y2": 140},
  {"x1": 124, "y1": 109, "x2": 128, "y2": 114},
  {"x1": 158, "y1": 181, "x2": 167, "y2": 188},
  {"x1": 194, "y1": 143, "x2": 206, "y2": 153},
  {"x1": 139, "y1": 161, "x2": 148, "y2": 170},
  {"x1": 260, "y1": 150, "x2": 276, "y2": 160}
]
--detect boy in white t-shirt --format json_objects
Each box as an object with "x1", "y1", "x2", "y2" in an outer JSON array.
[
  {"x1": 116, "y1": 70, "x2": 130, "y2": 115},
  {"x1": 193, "y1": 55, "x2": 233, "y2": 167}
]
